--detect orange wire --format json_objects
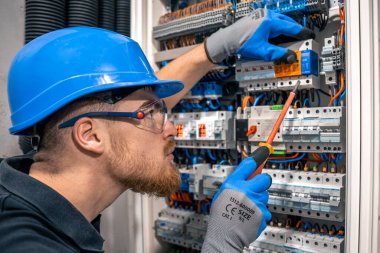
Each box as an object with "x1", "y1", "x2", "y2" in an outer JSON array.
[
  {"x1": 242, "y1": 96, "x2": 254, "y2": 110},
  {"x1": 312, "y1": 153, "x2": 322, "y2": 162},
  {"x1": 296, "y1": 220, "x2": 304, "y2": 230},
  {"x1": 241, "y1": 149, "x2": 249, "y2": 158},
  {"x1": 339, "y1": 5, "x2": 345, "y2": 46},
  {"x1": 329, "y1": 72, "x2": 345, "y2": 105}
]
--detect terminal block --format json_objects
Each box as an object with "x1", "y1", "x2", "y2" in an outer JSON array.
[
  {"x1": 187, "y1": 164, "x2": 236, "y2": 199},
  {"x1": 245, "y1": 225, "x2": 344, "y2": 253},
  {"x1": 264, "y1": 169, "x2": 345, "y2": 221},
  {"x1": 170, "y1": 111, "x2": 235, "y2": 149},
  {"x1": 153, "y1": 8, "x2": 225, "y2": 40},
  {"x1": 321, "y1": 36, "x2": 345, "y2": 85},
  {"x1": 183, "y1": 82, "x2": 223, "y2": 100},
  {"x1": 235, "y1": 0, "x2": 329, "y2": 19},
  {"x1": 155, "y1": 208, "x2": 195, "y2": 247},
  {"x1": 185, "y1": 213, "x2": 208, "y2": 251},
  {"x1": 156, "y1": 209, "x2": 208, "y2": 251},
  {"x1": 236, "y1": 40, "x2": 320, "y2": 91},
  {"x1": 236, "y1": 106, "x2": 346, "y2": 153},
  {"x1": 188, "y1": 164, "x2": 209, "y2": 199},
  {"x1": 203, "y1": 165, "x2": 235, "y2": 198}
]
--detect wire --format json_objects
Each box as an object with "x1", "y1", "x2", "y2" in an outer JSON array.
[
  {"x1": 242, "y1": 96, "x2": 254, "y2": 110},
  {"x1": 329, "y1": 71, "x2": 345, "y2": 105},
  {"x1": 207, "y1": 98, "x2": 221, "y2": 110},
  {"x1": 293, "y1": 100, "x2": 302, "y2": 108},
  {"x1": 337, "y1": 88, "x2": 346, "y2": 105},
  {"x1": 312, "y1": 153, "x2": 322, "y2": 162},
  {"x1": 303, "y1": 222, "x2": 313, "y2": 232},
  {"x1": 303, "y1": 98, "x2": 312, "y2": 107},
  {"x1": 296, "y1": 220, "x2": 304, "y2": 230},
  {"x1": 320, "y1": 153, "x2": 329, "y2": 162},
  {"x1": 217, "y1": 160, "x2": 231, "y2": 170},
  {"x1": 268, "y1": 153, "x2": 306, "y2": 163},
  {"x1": 192, "y1": 156, "x2": 198, "y2": 165},
  {"x1": 339, "y1": 3, "x2": 345, "y2": 46},
  {"x1": 192, "y1": 102, "x2": 203, "y2": 109},
  {"x1": 254, "y1": 94, "x2": 265, "y2": 106},
  {"x1": 206, "y1": 149, "x2": 217, "y2": 161},
  {"x1": 241, "y1": 149, "x2": 249, "y2": 158},
  {"x1": 318, "y1": 89, "x2": 331, "y2": 97},
  {"x1": 185, "y1": 149, "x2": 193, "y2": 160},
  {"x1": 329, "y1": 225, "x2": 337, "y2": 237},
  {"x1": 269, "y1": 153, "x2": 300, "y2": 160}
]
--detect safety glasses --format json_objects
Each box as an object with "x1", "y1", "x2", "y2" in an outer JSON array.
[{"x1": 58, "y1": 99, "x2": 168, "y2": 134}]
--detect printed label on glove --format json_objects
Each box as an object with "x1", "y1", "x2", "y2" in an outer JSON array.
[{"x1": 222, "y1": 197, "x2": 256, "y2": 223}]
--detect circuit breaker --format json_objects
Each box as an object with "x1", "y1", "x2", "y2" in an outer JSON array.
[{"x1": 152, "y1": 0, "x2": 347, "y2": 252}]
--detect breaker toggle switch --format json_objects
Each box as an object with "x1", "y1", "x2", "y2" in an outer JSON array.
[{"x1": 246, "y1": 125, "x2": 257, "y2": 137}]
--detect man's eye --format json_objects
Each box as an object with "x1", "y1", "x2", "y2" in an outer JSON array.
[{"x1": 146, "y1": 109, "x2": 155, "y2": 117}]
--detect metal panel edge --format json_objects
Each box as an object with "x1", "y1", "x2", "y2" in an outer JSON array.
[{"x1": 346, "y1": 0, "x2": 361, "y2": 252}]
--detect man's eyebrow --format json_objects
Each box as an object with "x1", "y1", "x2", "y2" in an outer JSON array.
[{"x1": 138, "y1": 99, "x2": 157, "y2": 109}]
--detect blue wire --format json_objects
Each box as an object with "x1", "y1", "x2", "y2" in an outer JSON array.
[
  {"x1": 303, "y1": 15, "x2": 307, "y2": 27},
  {"x1": 216, "y1": 160, "x2": 231, "y2": 170},
  {"x1": 192, "y1": 156, "x2": 198, "y2": 165},
  {"x1": 185, "y1": 149, "x2": 193, "y2": 160},
  {"x1": 304, "y1": 222, "x2": 313, "y2": 232},
  {"x1": 334, "y1": 154, "x2": 343, "y2": 163},
  {"x1": 206, "y1": 149, "x2": 218, "y2": 161},
  {"x1": 268, "y1": 153, "x2": 306, "y2": 163},
  {"x1": 337, "y1": 89, "x2": 346, "y2": 105},
  {"x1": 303, "y1": 98, "x2": 312, "y2": 107},
  {"x1": 254, "y1": 94, "x2": 265, "y2": 106},
  {"x1": 192, "y1": 103, "x2": 203, "y2": 109},
  {"x1": 332, "y1": 85, "x2": 337, "y2": 106},
  {"x1": 320, "y1": 153, "x2": 329, "y2": 161},
  {"x1": 207, "y1": 99, "x2": 220, "y2": 110},
  {"x1": 182, "y1": 102, "x2": 192, "y2": 111},
  {"x1": 231, "y1": 0, "x2": 236, "y2": 10},
  {"x1": 265, "y1": 93, "x2": 272, "y2": 105}
]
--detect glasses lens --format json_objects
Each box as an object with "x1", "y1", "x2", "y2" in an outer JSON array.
[{"x1": 138, "y1": 100, "x2": 167, "y2": 133}]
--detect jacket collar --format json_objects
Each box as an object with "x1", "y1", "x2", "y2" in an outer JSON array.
[{"x1": 0, "y1": 154, "x2": 104, "y2": 252}]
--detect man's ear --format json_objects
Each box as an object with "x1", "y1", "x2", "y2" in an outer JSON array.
[{"x1": 71, "y1": 117, "x2": 105, "y2": 155}]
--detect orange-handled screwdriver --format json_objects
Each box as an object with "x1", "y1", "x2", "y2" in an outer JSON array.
[{"x1": 247, "y1": 80, "x2": 301, "y2": 180}]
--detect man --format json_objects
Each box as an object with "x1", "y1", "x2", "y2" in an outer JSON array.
[{"x1": 0, "y1": 8, "x2": 312, "y2": 253}]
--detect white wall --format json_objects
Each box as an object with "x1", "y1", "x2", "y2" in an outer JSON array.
[{"x1": 0, "y1": 0, "x2": 24, "y2": 156}]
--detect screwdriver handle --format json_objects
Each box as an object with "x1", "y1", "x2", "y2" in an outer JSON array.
[{"x1": 246, "y1": 146, "x2": 271, "y2": 180}]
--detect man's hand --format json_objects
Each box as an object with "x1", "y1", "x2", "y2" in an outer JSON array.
[
  {"x1": 202, "y1": 147, "x2": 272, "y2": 253},
  {"x1": 205, "y1": 8, "x2": 314, "y2": 64}
]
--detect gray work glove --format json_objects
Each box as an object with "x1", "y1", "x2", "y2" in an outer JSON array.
[
  {"x1": 202, "y1": 147, "x2": 272, "y2": 253},
  {"x1": 205, "y1": 8, "x2": 314, "y2": 64}
]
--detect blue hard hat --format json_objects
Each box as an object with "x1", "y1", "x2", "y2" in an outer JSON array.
[{"x1": 8, "y1": 27, "x2": 184, "y2": 135}]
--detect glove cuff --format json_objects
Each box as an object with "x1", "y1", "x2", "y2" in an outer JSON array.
[{"x1": 204, "y1": 38, "x2": 219, "y2": 64}]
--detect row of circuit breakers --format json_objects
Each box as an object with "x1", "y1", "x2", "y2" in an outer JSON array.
[{"x1": 154, "y1": 0, "x2": 346, "y2": 252}]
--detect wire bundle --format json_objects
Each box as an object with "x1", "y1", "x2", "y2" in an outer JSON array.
[
  {"x1": 158, "y1": 0, "x2": 228, "y2": 24},
  {"x1": 99, "y1": 0, "x2": 116, "y2": 30},
  {"x1": 25, "y1": 0, "x2": 66, "y2": 43},
  {"x1": 115, "y1": 0, "x2": 130, "y2": 36}
]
